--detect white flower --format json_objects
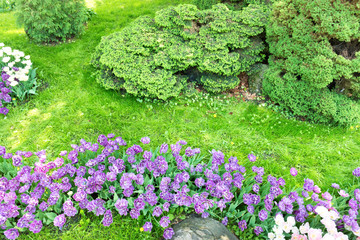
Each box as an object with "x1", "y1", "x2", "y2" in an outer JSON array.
[
  {"x1": 275, "y1": 214, "x2": 285, "y2": 225},
  {"x1": 9, "y1": 81, "x2": 18, "y2": 86},
  {"x1": 67, "y1": 191, "x2": 73, "y2": 196},
  {"x1": 274, "y1": 235, "x2": 285, "y2": 240},
  {"x1": 308, "y1": 228, "x2": 322, "y2": 240},
  {"x1": 335, "y1": 232, "x2": 349, "y2": 240},
  {"x1": 0, "y1": 50, "x2": 3, "y2": 57},
  {"x1": 354, "y1": 227, "x2": 360, "y2": 237},
  {"x1": 273, "y1": 226, "x2": 283, "y2": 236},
  {"x1": 315, "y1": 206, "x2": 328, "y2": 216},
  {"x1": 22, "y1": 59, "x2": 32, "y2": 66},
  {"x1": 322, "y1": 233, "x2": 335, "y2": 240},
  {"x1": 345, "y1": 224, "x2": 352, "y2": 231},
  {"x1": 2, "y1": 46, "x2": 12, "y2": 55},
  {"x1": 0, "y1": 43, "x2": 4, "y2": 47},
  {"x1": 329, "y1": 210, "x2": 339, "y2": 220},
  {"x1": 287, "y1": 216, "x2": 296, "y2": 226},
  {"x1": 300, "y1": 222, "x2": 310, "y2": 234},
  {"x1": 19, "y1": 75, "x2": 29, "y2": 81},
  {"x1": 14, "y1": 58, "x2": 20, "y2": 62},
  {"x1": 268, "y1": 232, "x2": 275, "y2": 240},
  {"x1": 25, "y1": 55, "x2": 30, "y2": 60},
  {"x1": 8, "y1": 61, "x2": 14, "y2": 68},
  {"x1": 282, "y1": 222, "x2": 291, "y2": 233},
  {"x1": 3, "y1": 66, "x2": 10, "y2": 72},
  {"x1": 2, "y1": 56, "x2": 10, "y2": 63},
  {"x1": 291, "y1": 227, "x2": 299, "y2": 235}
]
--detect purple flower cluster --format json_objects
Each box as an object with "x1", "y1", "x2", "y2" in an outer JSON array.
[
  {"x1": 0, "y1": 135, "x2": 360, "y2": 240},
  {"x1": 0, "y1": 74, "x2": 12, "y2": 116}
]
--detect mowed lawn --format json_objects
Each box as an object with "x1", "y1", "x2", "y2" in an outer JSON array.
[{"x1": 0, "y1": 0, "x2": 360, "y2": 239}]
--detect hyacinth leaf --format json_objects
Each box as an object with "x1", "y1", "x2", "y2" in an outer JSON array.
[
  {"x1": 45, "y1": 213, "x2": 57, "y2": 222},
  {"x1": 249, "y1": 215, "x2": 256, "y2": 226}
]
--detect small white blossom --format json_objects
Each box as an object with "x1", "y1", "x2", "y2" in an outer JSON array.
[{"x1": 2, "y1": 56, "x2": 10, "y2": 63}]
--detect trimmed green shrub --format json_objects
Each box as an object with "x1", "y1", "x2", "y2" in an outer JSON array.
[
  {"x1": 15, "y1": 0, "x2": 89, "y2": 44},
  {"x1": 193, "y1": 0, "x2": 269, "y2": 10},
  {"x1": 263, "y1": 0, "x2": 360, "y2": 125},
  {"x1": 92, "y1": 4, "x2": 267, "y2": 100}
]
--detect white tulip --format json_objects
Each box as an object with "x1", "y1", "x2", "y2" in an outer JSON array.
[
  {"x1": 2, "y1": 56, "x2": 10, "y2": 63},
  {"x1": 329, "y1": 210, "x2": 339, "y2": 220},
  {"x1": 291, "y1": 227, "x2": 299, "y2": 234},
  {"x1": 287, "y1": 216, "x2": 296, "y2": 226},
  {"x1": 322, "y1": 233, "x2": 335, "y2": 240},
  {"x1": 275, "y1": 214, "x2": 284, "y2": 225},
  {"x1": 2, "y1": 47, "x2": 12, "y2": 55},
  {"x1": 300, "y1": 222, "x2": 310, "y2": 234},
  {"x1": 8, "y1": 61, "x2": 14, "y2": 68},
  {"x1": 10, "y1": 81, "x2": 18, "y2": 86},
  {"x1": 268, "y1": 232, "x2": 275, "y2": 240},
  {"x1": 19, "y1": 75, "x2": 28, "y2": 81}
]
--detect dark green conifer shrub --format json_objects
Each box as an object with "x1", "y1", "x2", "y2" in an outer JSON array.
[
  {"x1": 193, "y1": 0, "x2": 268, "y2": 10},
  {"x1": 92, "y1": 4, "x2": 267, "y2": 100},
  {"x1": 15, "y1": 0, "x2": 89, "y2": 44},
  {"x1": 264, "y1": 0, "x2": 360, "y2": 125}
]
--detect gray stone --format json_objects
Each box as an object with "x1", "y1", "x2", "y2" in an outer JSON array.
[
  {"x1": 247, "y1": 64, "x2": 269, "y2": 94},
  {"x1": 171, "y1": 214, "x2": 239, "y2": 240}
]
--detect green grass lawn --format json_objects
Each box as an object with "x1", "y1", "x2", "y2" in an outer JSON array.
[{"x1": 0, "y1": 0, "x2": 360, "y2": 239}]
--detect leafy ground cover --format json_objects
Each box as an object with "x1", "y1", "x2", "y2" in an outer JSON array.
[{"x1": 0, "y1": 0, "x2": 359, "y2": 239}]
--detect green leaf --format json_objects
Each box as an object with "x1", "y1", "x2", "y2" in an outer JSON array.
[
  {"x1": 168, "y1": 214, "x2": 175, "y2": 221},
  {"x1": 45, "y1": 212, "x2": 57, "y2": 221}
]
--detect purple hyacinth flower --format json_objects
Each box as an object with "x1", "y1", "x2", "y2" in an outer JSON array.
[
  {"x1": 152, "y1": 206, "x2": 163, "y2": 217},
  {"x1": 163, "y1": 228, "x2": 174, "y2": 240},
  {"x1": 290, "y1": 167, "x2": 298, "y2": 176},
  {"x1": 238, "y1": 220, "x2": 247, "y2": 231},
  {"x1": 201, "y1": 212, "x2": 210, "y2": 218},
  {"x1": 29, "y1": 220, "x2": 43, "y2": 233},
  {"x1": 12, "y1": 155, "x2": 22, "y2": 167},
  {"x1": 53, "y1": 214, "x2": 66, "y2": 229},
  {"x1": 143, "y1": 222, "x2": 153, "y2": 232},
  {"x1": 258, "y1": 209, "x2": 268, "y2": 221},
  {"x1": 222, "y1": 217, "x2": 228, "y2": 225},
  {"x1": 141, "y1": 137, "x2": 150, "y2": 144},
  {"x1": 102, "y1": 210, "x2": 113, "y2": 227},
  {"x1": 4, "y1": 228, "x2": 19, "y2": 239},
  {"x1": 159, "y1": 143, "x2": 168, "y2": 154},
  {"x1": 254, "y1": 226, "x2": 263, "y2": 236},
  {"x1": 252, "y1": 184, "x2": 260, "y2": 193},
  {"x1": 248, "y1": 154, "x2": 256, "y2": 162},
  {"x1": 159, "y1": 216, "x2": 170, "y2": 228},
  {"x1": 353, "y1": 168, "x2": 360, "y2": 177}
]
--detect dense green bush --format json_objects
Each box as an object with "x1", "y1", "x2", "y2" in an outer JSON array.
[
  {"x1": 92, "y1": 4, "x2": 266, "y2": 100},
  {"x1": 263, "y1": 0, "x2": 360, "y2": 125},
  {"x1": 193, "y1": 0, "x2": 268, "y2": 10},
  {"x1": 0, "y1": 0, "x2": 15, "y2": 12},
  {"x1": 15, "y1": 0, "x2": 89, "y2": 44}
]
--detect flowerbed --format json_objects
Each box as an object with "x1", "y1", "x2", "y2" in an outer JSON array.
[
  {"x1": 0, "y1": 43, "x2": 38, "y2": 116},
  {"x1": 0, "y1": 135, "x2": 359, "y2": 239}
]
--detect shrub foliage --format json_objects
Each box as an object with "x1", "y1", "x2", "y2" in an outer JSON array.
[
  {"x1": 263, "y1": 0, "x2": 360, "y2": 125},
  {"x1": 92, "y1": 4, "x2": 266, "y2": 100},
  {"x1": 15, "y1": 0, "x2": 89, "y2": 44},
  {"x1": 193, "y1": 0, "x2": 269, "y2": 10}
]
